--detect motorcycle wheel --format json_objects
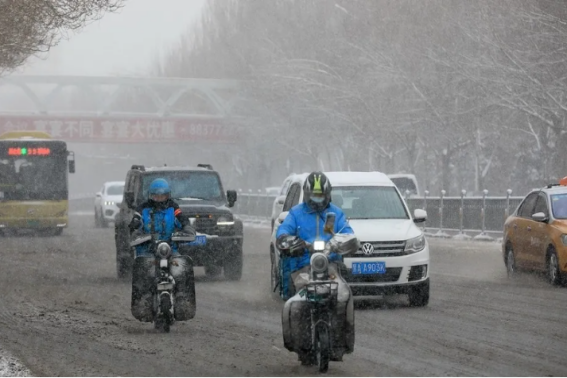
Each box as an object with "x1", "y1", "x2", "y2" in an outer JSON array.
[
  {"x1": 315, "y1": 323, "x2": 330, "y2": 373},
  {"x1": 154, "y1": 316, "x2": 168, "y2": 332},
  {"x1": 298, "y1": 350, "x2": 316, "y2": 366},
  {"x1": 156, "y1": 295, "x2": 172, "y2": 333}
]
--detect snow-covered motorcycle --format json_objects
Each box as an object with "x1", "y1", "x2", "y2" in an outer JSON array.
[
  {"x1": 130, "y1": 229, "x2": 197, "y2": 332},
  {"x1": 279, "y1": 213, "x2": 359, "y2": 373}
]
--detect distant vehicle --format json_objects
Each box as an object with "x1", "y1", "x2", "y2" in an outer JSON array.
[
  {"x1": 503, "y1": 180, "x2": 567, "y2": 285},
  {"x1": 94, "y1": 181, "x2": 125, "y2": 228},
  {"x1": 271, "y1": 171, "x2": 430, "y2": 306},
  {"x1": 387, "y1": 174, "x2": 420, "y2": 197},
  {"x1": 0, "y1": 130, "x2": 75, "y2": 236},
  {"x1": 270, "y1": 173, "x2": 309, "y2": 231}
]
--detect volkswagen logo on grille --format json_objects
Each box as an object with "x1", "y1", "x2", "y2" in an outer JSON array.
[
  {"x1": 27, "y1": 208, "x2": 36, "y2": 215},
  {"x1": 361, "y1": 243, "x2": 374, "y2": 255}
]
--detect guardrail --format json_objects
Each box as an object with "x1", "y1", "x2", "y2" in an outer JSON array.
[
  {"x1": 68, "y1": 189, "x2": 524, "y2": 241},
  {"x1": 232, "y1": 190, "x2": 525, "y2": 241}
]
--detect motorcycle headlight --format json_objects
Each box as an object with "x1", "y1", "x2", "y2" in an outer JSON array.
[
  {"x1": 217, "y1": 215, "x2": 235, "y2": 226},
  {"x1": 404, "y1": 234, "x2": 426, "y2": 254},
  {"x1": 156, "y1": 242, "x2": 172, "y2": 259},
  {"x1": 310, "y1": 253, "x2": 329, "y2": 274},
  {"x1": 313, "y1": 240, "x2": 326, "y2": 252}
]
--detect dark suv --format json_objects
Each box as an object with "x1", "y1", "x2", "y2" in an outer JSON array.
[{"x1": 114, "y1": 164, "x2": 243, "y2": 281}]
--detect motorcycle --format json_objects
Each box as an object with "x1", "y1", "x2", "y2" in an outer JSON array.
[
  {"x1": 130, "y1": 229, "x2": 197, "y2": 332},
  {"x1": 279, "y1": 212, "x2": 359, "y2": 373}
]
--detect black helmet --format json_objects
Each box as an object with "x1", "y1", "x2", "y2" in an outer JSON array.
[{"x1": 303, "y1": 171, "x2": 332, "y2": 212}]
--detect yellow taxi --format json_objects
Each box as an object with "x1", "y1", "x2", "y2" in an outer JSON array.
[{"x1": 503, "y1": 178, "x2": 567, "y2": 285}]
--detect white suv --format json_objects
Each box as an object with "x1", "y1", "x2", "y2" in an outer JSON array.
[
  {"x1": 94, "y1": 181, "x2": 125, "y2": 228},
  {"x1": 269, "y1": 171, "x2": 430, "y2": 306},
  {"x1": 269, "y1": 172, "x2": 309, "y2": 231}
]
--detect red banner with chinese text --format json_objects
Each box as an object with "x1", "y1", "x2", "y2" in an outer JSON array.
[{"x1": 0, "y1": 116, "x2": 239, "y2": 143}]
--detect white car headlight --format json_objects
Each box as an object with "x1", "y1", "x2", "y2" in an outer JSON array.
[
  {"x1": 104, "y1": 201, "x2": 115, "y2": 206},
  {"x1": 217, "y1": 215, "x2": 235, "y2": 226},
  {"x1": 405, "y1": 234, "x2": 426, "y2": 254}
]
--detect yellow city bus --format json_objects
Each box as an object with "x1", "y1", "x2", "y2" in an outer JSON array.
[{"x1": 0, "y1": 131, "x2": 75, "y2": 236}]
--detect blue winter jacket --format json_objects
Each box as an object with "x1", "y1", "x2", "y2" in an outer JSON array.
[
  {"x1": 134, "y1": 201, "x2": 183, "y2": 257},
  {"x1": 276, "y1": 202, "x2": 354, "y2": 273}
]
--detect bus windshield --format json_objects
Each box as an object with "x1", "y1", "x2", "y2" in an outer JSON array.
[{"x1": 0, "y1": 156, "x2": 68, "y2": 200}]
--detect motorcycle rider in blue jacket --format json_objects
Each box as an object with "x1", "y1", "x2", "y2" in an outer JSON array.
[
  {"x1": 277, "y1": 172, "x2": 356, "y2": 365},
  {"x1": 128, "y1": 178, "x2": 189, "y2": 257},
  {"x1": 129, "y1": 178, "x2": 196, "y2": 323}
]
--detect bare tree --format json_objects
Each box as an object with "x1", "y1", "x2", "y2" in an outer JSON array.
[
  {"x1": 146, "y1": 0, "x2": 567, "y2": 194},
  {"x1": 0, "y1": 0, "x2": 124, "y2": 74}
]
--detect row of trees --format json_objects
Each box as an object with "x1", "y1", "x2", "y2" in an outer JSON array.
[
  {"x1": 0, "y1": 0, "x2": 124, "y2": 75},
  {"x1": 152, "y1": 0, "x2": 567, "y2": 195}
]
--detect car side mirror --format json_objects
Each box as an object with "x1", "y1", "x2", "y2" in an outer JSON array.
[
  {"x1": 278, "y1": 211, "x2": 289, "y2": 224},
  {"x1": 124, "y1": 192, "x2": 135, "y2": 208},
  {"x1": 276, "y1": 195, "x2": 285, "y2": 205},
  {"x1": 95, "y1": 192, "x2": 102, "y2": 198},
  {"x1": 227, "y1": 190, "x2": 237, "y2": 207},
  {"x1": 413, "y1": 209, "x2": 427, "y2": 223},
  {"x1": 532, "y1": 212, "x2": 548, "y2": 223}
]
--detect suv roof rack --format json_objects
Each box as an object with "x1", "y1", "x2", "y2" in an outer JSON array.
[
  {"x1": 131, "y1": 164, "x2": 146, "y2": 171},
  {"x1": 546, "y1": 183, "x2": 561, "y2": 189},
  {"x1": 197, "y1": 164, "x2": 213, "y2": 170}
]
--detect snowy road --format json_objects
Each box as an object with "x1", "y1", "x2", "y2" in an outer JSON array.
[{"x1": 0, "y1": 215, "x2": 566, "y2": 376}]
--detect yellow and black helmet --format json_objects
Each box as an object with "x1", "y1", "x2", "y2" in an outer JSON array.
[{"x1": 303, "y1": 171, "x2": 332, "y2": 211}]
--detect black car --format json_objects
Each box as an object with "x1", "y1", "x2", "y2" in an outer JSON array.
[{"x1": 114, "y1": 164, "x2": 243, "y2": 281}]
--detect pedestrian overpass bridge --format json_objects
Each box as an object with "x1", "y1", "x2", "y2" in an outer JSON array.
[{"x1": 0, "y1": 75, "x2": 243, "y2": 144}]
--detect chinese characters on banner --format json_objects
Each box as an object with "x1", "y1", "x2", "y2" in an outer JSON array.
[{"x1": 0, "y1": 117, "x2": 238, "y2": 143}]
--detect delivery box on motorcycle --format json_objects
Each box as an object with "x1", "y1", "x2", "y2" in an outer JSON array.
[
  {"x1": 132, "y1": 256, "x2": 156, "y2": 322},
  {"x1": 282, "y1": 275, "x2": 355, "y2": 357},
  {"x1": 170, "y1": 255, "x2": 197, "y2": 321}
]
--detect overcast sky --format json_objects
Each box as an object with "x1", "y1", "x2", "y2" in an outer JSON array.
[{"x1": 15, "y1": 0, "x2": 205, "y2": 77}]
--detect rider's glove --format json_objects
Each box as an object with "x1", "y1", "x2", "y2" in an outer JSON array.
[
  {"x1": 328, "y1": 238, "x2": 339, "y2": 253},
  {"x1": 277, "y1": 235, "x2": 306, "y2": 257},
  {"x1": 128, "y1": 212, "x2": 142, "y2": 231},
  {"x1": 178, "y1": 214, "x2": 190, "y2": 228},
  {"x1": 182, "y1": 223, "x2": 196, "y2": 236}
]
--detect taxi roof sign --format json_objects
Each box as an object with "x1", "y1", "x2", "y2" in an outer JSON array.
[{"x1": 560, "y1": 177, "x2": 567, "y2": 186}]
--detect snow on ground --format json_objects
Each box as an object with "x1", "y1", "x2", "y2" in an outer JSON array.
[{"x1": 0, "y1": 348, "x2": 32, "y2": 377}]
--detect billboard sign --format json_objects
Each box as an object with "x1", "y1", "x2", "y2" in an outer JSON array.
[{"x1": 0, "y1": 116, "x2": 239, "y2": 143}]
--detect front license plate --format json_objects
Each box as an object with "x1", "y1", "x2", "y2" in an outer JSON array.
[
  {"x1": 352, "y1": 261, "x2": 386, "y2": 275},
  {"x1": 185, "y1": 234, "x2": 207, "y2": 246}
]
